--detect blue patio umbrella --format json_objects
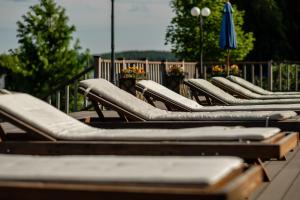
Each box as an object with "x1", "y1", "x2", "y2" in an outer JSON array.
[{"x1": 219, "y1": 1, "x2": 237, "y2": 75}]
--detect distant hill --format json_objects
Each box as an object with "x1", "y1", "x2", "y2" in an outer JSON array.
[{"x1": 96, "y1": 50, "x2": 179, "y2": 61}]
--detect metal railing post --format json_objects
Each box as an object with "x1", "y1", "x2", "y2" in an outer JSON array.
[
  {"x1": 73, "y1": 80, "x2": 78, "y2": 112},
  {"x1": 203, "y1": 65, "x2": 207, "y2": 80},
  {"x1": 251, "y1": 64, "x2": 255, "y2": 84},
  {"x1": 243, "y1": 64, "x2": 247, "y2": 79},
  {"x1": 65, "y1": 85, "x2": 69, "y2": 114},
  {"x1": 296, "y1": 65, "x2": 299, "y2": 91},
  {"x1": 287, "y1": 63, "x2": 290, "y2": 91},
  {"x1": 47, "y1": 96, "x2": 51, "y2": 105},
  {"x1": 279, "y1": 64, "x2": 282, "y2": 91},
  {"x1": 259, "y1": 64, "x2": 263, "y2": 88},
  {"x1": 268, "y1": 60, "x2": 273, "y2": 91},
  {"x1": 56, "y1": 91, "x2": 60, "y2": 109}
]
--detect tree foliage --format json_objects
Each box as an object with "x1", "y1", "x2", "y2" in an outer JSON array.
[
  {"x1": 235, "y1": 0, "x2": 300, "y2": 60},
  {"x1": 0, "y1": 54, "x2": 20, "y2": 74},
  {"x1": 7, "y1": 0, "x2": 90, "y2": 97},
  {"x1": 100, "y1": 50, "x2": 178, "y2": 61},
  {"x1": 165, "y1": 0, "x2": 255, "y2": 62}
]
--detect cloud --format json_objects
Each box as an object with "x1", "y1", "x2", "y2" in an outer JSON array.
[
  {"x1": 128, "y1": 4, "x2": 149, "y2": 13},
  {"x1": 4, "y1": 0, "x2": 34, "y2": 3},
  {"x1": 0, "y1": 0, "x2": 174, "y2": 53}
]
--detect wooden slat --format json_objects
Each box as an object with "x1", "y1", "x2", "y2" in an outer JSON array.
[
  {"x1": 250, "y1": 146, "x2": 300, "y2": 199},
  {"x1": 0, "y1": 110, "x2": 57, "y2": 141},
  {"x1": 0, "y1": 166, "x2": 262, "y2": 200},
  {"x1": 223, "y1": 166, "x2": 264, "y2": 200},
  {"x1": 254, "y1": 147, "x2": 300, "y2": 200},
  {"x1": 281, "y1": 163, "x2": 300, "y2": 199},
  {"x1": 0, "y1": 132, "x2": 297, "y2": 160},
  {"x1": 0, "y1": 124, "x2": 6, "y2": 141}
]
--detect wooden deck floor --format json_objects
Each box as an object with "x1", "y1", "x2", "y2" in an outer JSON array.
[
  {"x1": 1, "y1": 110, "x2": 300, "y2": 200},
  {"x1": 251, "y1": 145, "x2": 300, "y2": 200},
  {"x1": 68, "y1": 110, "x2": 300, "y2": 200}
]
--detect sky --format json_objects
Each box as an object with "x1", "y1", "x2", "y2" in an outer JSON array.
[{"x1": 0, "y1": 0, "x2": 174, "y2": 54}]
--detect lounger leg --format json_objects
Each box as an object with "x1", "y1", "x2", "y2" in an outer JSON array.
[
  {"x1": 256, "y1": 158, "x2": 271, "y2": 182},
  {"x1": 190, "y1": 89, "x2": 214, "y2": 106},
  {"x1": 204, "y1": 95, "x2": 213, "y2": 106},
  {"x1": 91, "y1": 101, "x2": 105, "y2": 119},
  {"x1": 165, "y1": 104, "x2": 175, "y2": 111},
  {"x1": 117, "y1": 112, "x2": 130, "y2": 122},
  {"x1": 0, "y1": 124, "x2": 6, "y2": 142},
  {"x1": 190, "y1": 89, "x2": 202, "y2": 105},
  {"x1": 279, "y1": 155, "x2": 287, "y2": 161},
  {"x1": 144, "y1": 95, "x2": 156, "y2": 107}
]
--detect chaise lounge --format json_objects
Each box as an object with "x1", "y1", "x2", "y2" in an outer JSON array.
[
  {"x1": 212, "y1": 77, "x2": 300, "y2": 100},
  {"x1": 228, "y1": 75, "x2": 300, "y2": 95},
  {"x1": 0, "y1": 92, "x2": 298, "y2": 161},
  {"x1": 135, "y1": 79, "x2": 300, "y2": 112},
  {"x1": 79, "y1": 78, "x2": 300, "y2": 131},
  {"x1": 184, "y1": 79, "x2": 300, "y2": 106},
  {"x1": 0, "y1": 154, "x2": 263, "y2": 200}
]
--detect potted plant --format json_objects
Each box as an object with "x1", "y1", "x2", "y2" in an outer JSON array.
[
  {"x1": 212, "y1": 64, "x2": 240, "y2": 77},
  {"x1": 119, "y1": 66, "x2": 147, "y2": 95},
  {"x1": 164, "y1": 65, "x2": 185, "y2": 94}
]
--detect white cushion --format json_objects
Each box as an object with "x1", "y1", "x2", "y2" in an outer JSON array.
[
  {"x1": 228, "y1": 75, "x2": 300, "y2": 95},
  {"x1": 0, "y1": 154, "x2": 243, "y2": 186},
  {"x1": 188, "y1": 79, "x2": 239, "y2": 103},
  {"x1": 137, "y1": 80, "x2": 203, "y2": 109},
  {"x1": 0, "y1": 93, "x2": 282, "y2": 140},
  {"x1": 228, "y1": 75, "x2": 273, "y2": 95},
  {"x1": 80, "y1": 78, "x2": 297, "y2": 120},
  {"x1": 213, "y1": 77, "x2": 300, "y2": 99},
  {"x1": 188, "y1": 79, "x2": 300, "y2": 105},
  {"x1": 80, "y1": 78, "x2": 167, "y2": 119},
  {"x1": 202, "y1": 104, "x2": 300, "y2": 112},
  {"x1": 137, "y1": 79, "x2": 300, "y2": 112}
]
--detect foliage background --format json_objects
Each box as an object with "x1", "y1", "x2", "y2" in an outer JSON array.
[
  {"x1": 100, "y1": 50, "x2": 178, "y2": 61},
  {"x1": 0, "y1": 0, "x2": 90, "y2": 97},
  {"x1": 235, "y1": 0, "x2": 300, "y2": 61},
  {"x1": 165, "y1": 0, "x2": 255, "y2": 62},
  {"x1": 0, "y1": 0, "x2": 300, "y2": 98}
]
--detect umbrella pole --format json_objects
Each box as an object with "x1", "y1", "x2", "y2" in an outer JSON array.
[{"x1": 227, "y1": 49, "x2": 230, "y2": 76}]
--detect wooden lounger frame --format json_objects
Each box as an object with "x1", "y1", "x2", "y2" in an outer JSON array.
[
  {"x1": 183, "y1": 80, "x2": 233, "y2": 105},
  {"x1": 135, "y1": 84, "x2": 193, "y2": 112},
  {"x1": 184, "y1": 80, "x2": 300, "y2": 111},
  {"x1": 136, "y1": 83, "x2": 300, "y2": 118},
  {"x1": 79, "y1": 86, "x2": 300, "y2": 132},
  {"x1": 211, "y1": 78, "x2": 259, "y2": 100},
  {"x1": 0, "y1": 165, "x2": 263, "y2": 200},
  {"x1": 0, "y1": 95, "x2": 298, "y2": 161},
  {"x1": 212, "y1": 78, "x2": 300, "y2": 100}
]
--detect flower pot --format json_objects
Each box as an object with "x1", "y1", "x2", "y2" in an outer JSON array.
[
  {"x1": 118, "y1": 72, "x2": 147, "y2": 96},
  {"x1": 119, "y1": 78, "x2": 137, "y2": 95},
  {"x1": 164, "y1": 75, "x2": 184, "y2": 94}
]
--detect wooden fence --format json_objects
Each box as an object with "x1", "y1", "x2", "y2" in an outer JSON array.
[
  {"x1": 45, "y1": 56, "x2": 300, "y2": 113},
  {"x1": 94, "y1": 57, "x2": 300, "y2": 91}
]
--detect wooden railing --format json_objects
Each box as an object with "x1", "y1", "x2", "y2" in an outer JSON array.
[
  {"x1": 95, "y1": 57, "x2": 300, "y2": 92},
  {"x1": 44, "y1": 61, "x2": 95, "y2": 114},
  {"x1": 45, "y1": 56, "x2": 300, "y2": 113},
  {"x1": 94, "y1": 58, "x2": 198, "y2": 84}
]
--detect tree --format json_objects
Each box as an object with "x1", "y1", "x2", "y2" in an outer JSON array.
[
  {"x1": 282, "y1": 0, "x2": 300, "y2": 60},
  {"x1": 9, "y1": 0, "x2": 90, "y2": 97},
  {"x1": 235, "y1": 0, "x2": 290, "y2": 60},
  {"x1": 165, "y1": 0, "x2": 255, "y2": 62},
  {"x1": 236, "y1": 0, "x2": 300, "y2": 61},
  {"x1": 100, "y1": 50, "x2": 178, "y2": 61}
]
